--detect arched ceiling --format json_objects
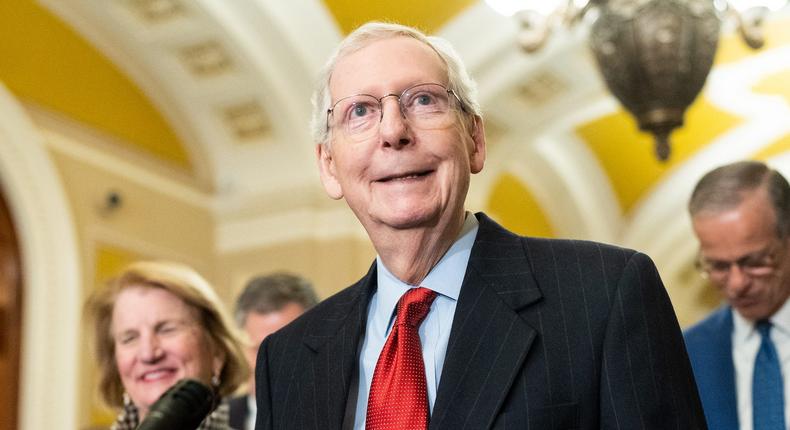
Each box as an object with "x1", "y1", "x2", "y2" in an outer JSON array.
[
  {"x1": 0, "y1": 0, "x2": 480, "y2": 194},
  {"x1": 0, "y1": 0, "x2": 188, "y2": 169},
  {"x1": 2, "y1": 0, "x2": 790, "y2": 292}
]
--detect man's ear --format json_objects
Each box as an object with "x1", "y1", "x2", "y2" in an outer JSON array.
[
  {"x1": 469, "y1": 115, "x2": 486, "y2": 174},
  {"x1": 316, "y1": 143, "x2": 344, "y2": 200}
]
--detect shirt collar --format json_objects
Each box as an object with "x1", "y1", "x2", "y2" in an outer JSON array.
[
  {"x1": 375, "y1": 212, "x2": 479, "y2": 313},
  {"x1": 771, "y1": 297, "x2": 790, "y2": 336}
]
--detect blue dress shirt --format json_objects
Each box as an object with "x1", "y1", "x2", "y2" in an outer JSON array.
[{"x1": 352, "y1": 213, "x2": 479, "y2": 429}]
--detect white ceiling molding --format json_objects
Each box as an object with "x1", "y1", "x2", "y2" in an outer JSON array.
[
  {"x1": 530, "y1": 107, "x2": 624, "y2": 241},
  {"x1": 193, "y1": 0, "x2": 325, "y2": 187},
  {"x1": 241, "y1": 0, "x2": 341, "y2": 78},
  {"x1": 40, "y1": 122, "x2": 216, "y2": 210},
  {"x1": 36, "y1": 0, "x2": 336, "y2": 211},
  {"x1": 34, "y1": 0, "x2": 356, "y2": 250},
  {"x1": 31, "y1": 0, "x2": 790, "y2": 266},
  {"x1": 216, "y1": 201, "x2": 367, "y2": 253},
  {"x1": 38, "y1": 0, "x2": 218, "y2": 190}
]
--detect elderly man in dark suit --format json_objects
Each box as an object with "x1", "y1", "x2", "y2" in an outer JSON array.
[{"x1": 254, "y1": 21, "x2": 706, "y2": 430}]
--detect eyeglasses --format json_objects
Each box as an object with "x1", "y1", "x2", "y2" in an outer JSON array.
[
  {"x1": 326, "y1": 83, "x2": 466, "y2": 142},
  {"x1": 695, "y1": 240, "x2": 786, "y2": 282}
]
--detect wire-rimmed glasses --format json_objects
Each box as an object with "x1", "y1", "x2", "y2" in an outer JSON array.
[
  {"x1": 326, "y1": 83, "x2": 466, "y2": 142},
  {"x1": 695, "y1": 239, "x2": 786, "y2": 283}
]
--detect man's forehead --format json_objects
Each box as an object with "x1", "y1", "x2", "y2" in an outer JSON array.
[
  {"x1": 694, "y1": 206, "x2": 778, "y2": 256},
  {"x1": 329, "y1": 36, "x2": 447, "y2": 96}
]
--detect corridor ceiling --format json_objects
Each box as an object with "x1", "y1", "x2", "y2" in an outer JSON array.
[{"x1": 2, "y1": 0, "x2": 790, "y2": 294}]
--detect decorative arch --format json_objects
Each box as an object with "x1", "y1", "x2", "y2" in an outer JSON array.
[{"x1": 0, "y1": 84, "x2": 81, "y2": 430}]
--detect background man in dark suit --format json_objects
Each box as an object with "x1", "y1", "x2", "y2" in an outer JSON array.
[
  {"x1": 685, "y1": 160, "x2": 790, "y2": 430},
  {"x1": 229, "y1": 273, "x2": 318, "y2": 430},
  {"x1": 255, "y1": 21, "x2": 705, "y2": 429}
]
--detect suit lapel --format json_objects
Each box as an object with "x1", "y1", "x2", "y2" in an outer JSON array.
[
  {"x1": 712, "y1": 308, "x2": 738, "y2": 429},
  {"x1": 301, "y1": 264, "x2": 377, "y2": 429},
  {"x1": 431, "y1": 213, "x2": 542, "y2": 429}
]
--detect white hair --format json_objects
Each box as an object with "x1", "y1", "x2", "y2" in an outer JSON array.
[{"x1": 310, "y1": 22, "x2": 481, "y2": 146}]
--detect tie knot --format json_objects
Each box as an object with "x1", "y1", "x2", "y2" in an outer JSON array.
[
  {"x1": 396, "y1": 287, "x2": 437, "y2": 328},
  {"x1": 757, "y1": 320, "x2": 773, "y2": 339}
]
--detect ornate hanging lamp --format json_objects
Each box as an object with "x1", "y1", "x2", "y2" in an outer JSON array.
[
  {"x1": 486, "y1": 0, "x2": 780, "y2": 161},
  {"x1": 588, "y1": 0, "x2": 721, "y2": 160}
]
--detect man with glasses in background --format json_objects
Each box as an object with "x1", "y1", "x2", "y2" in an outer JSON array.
[
  {"x1": 686, "y1": 160, "x2": 790, "y2": 430},
  {"x1": 254, "y1": 21, "x2": 705, "y2": 429}
]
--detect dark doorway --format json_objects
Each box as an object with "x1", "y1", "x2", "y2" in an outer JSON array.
[{"x1": 0, "y1": 188, "x2": 22, "y2": 430}]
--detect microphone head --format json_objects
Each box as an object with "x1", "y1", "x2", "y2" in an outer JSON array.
[{"x1": 136, "y1": 378, "x2": 216, "y2": 430}]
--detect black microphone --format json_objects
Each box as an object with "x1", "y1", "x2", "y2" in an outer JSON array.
[{"x1": 136, "y1": 378, "x2": 216, "y2": 430}]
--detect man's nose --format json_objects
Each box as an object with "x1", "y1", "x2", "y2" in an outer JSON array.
[
  {"x1": 378, "y1": 97, "x2": 410, "y2": 148},
  {"x1": 723, "y1": 264, "x2": 750, "y2": 298}
]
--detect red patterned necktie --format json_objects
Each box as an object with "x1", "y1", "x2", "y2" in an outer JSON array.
[{"x1": 366, "y1": 287, "x2": 438, "y2": 430}]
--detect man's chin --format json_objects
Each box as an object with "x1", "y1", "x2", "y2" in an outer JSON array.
[
  {"x1": 734, "y1": 304, "x2": 769, "y2": 321},
  {"x1": 375, "y1": 211, "x2": 440, "y2": 231}
]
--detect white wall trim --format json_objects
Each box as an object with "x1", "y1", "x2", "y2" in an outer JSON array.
[
  {"x1": 37, "y1": 119, "x2": 215, "y2": 211},
  {"x1": 216, "y1": 202, "x2": 367, "y2": 253},
  {"x1": 0, "y1": 85, "x2": 81, "y2": 430}
]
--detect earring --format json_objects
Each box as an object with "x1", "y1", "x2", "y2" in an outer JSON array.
[
  {"x1": 123, "y1": 391, "x2": 132, "y2": 406},
  {"x1": 211, "y1": 373, "x2": 220, "y2": 388}
]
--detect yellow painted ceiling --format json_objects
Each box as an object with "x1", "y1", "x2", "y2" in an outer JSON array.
[
  {"x1": 0, "y1": 1, "x2": 478, "y2": 173},
  {"x1": 322, "y1": 0, "x2": 477, "y2": 34},
  {"x1": 0, "y1": 1, "x2": 190, "y2": 170},
  {"x1": 755, "y1": 132, "x2": 790, "y2": 161},
  {"x1": 754, "y1": 68, "x2": 790, "y2": 105},
  {"x1": 486, "y1": 173, "x2": 555, "y2": 238},
  {"x1": 10, "y1": 0, "x2": 786, "y2": 226},
  {"x1": 577, "y1": 98, "x2": 741, "y2": 214}
]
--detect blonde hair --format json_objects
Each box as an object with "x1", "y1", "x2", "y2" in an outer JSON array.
[{"x1": 84, "y1": 261, "x2": 249, "y2": 408}]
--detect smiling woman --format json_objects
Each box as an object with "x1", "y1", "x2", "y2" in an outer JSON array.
[{"x1": 84, "y1": 261, "x2": 249, "y2": 430}]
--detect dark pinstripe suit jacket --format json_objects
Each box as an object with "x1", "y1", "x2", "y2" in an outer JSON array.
[{"x1": 255, "y1": 213, "x2": 707, "y2": 429}]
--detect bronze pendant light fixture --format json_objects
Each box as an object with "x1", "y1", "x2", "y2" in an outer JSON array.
[{"x1": 492, "y1": 0, "x2": 777, "y2": 161}]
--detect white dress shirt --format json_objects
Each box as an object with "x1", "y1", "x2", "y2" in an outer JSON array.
[
  {"x1": 732, "y1": 299, "x2": 790, "y2": 430},
  {"x1": 243, "y1": 394, "x2": 256, "y2": 430},
  {"x1": 352, "y1": 213, "x2": 479, "y2": 429}
]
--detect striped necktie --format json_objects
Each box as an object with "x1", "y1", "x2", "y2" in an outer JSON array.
[{"x1": 753, "y1": 320, "x2": 785, "y2": 430}]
